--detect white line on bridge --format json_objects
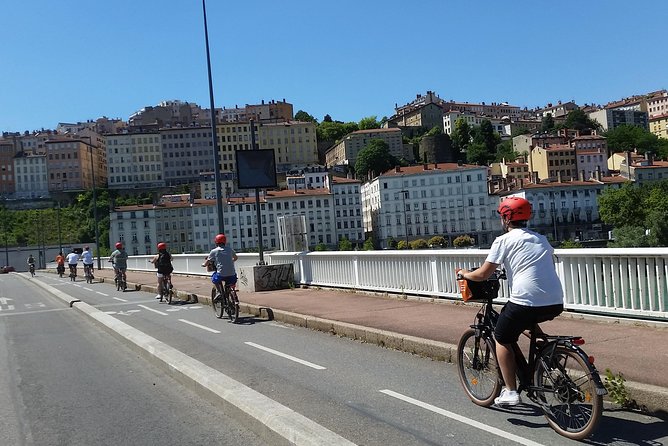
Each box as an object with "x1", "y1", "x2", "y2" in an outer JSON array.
[
  {"x1": 380, "y1": 389, "x2": 545, "y2": 446},
  {"x1": 178, "y1": 319, "x2": 221, "y2": 333},
  {"x1": 83, "y1": 287, "x2": 94, "y2": 292},
  {"x1": 113, "y1": 297, "x2": 128, "y2": 302},
  {"x1": 138, "y1": 305, "x2": 168, "y2": 315},
  {"x1": 96, "y1": 292, "x2": 109, "y2": 296},
  {"x1": 244, "y1": 342, "x2": 326, "y2": 370}
]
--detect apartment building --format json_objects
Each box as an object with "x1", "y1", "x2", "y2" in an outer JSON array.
[
  {"x1": 588, "y1": 108, "x2": 649, "y2": 131},
  {"x1": 14, "y1": 152, "x2": 48, "y2": 198},
  {"x1": 324, "y1": 128, "x2": 406, "y2": 168},
  {"x1": 361, "y1": 163, "x2": 494, "y2": 248},
  {"x1": 216, "y1": 121, "x2": 256, "y2": 173},
  {"x1": 502, "y1": 175, "x2": 626, "y2": 242},
  {"x1": 160, "y1": 126, "x2": 215, "y2": 186},
  {"x1": 259, "y1": 121, "x2": 319, "y2": 171},
  {"x1": 0, "y1": 138, "x2": 17, "y2": 197},
  {"x1": 442, "y1": 111, "x2": 509, "y2": 137},
  {"x1": 326, "y1": 176, "x2": 364, "y2": 244},
  {"x1": 647, "y1": 91, "x2": 668, "y2": 118},
  {"x1": 489, "y1": 160, "x2": 530, "y2": 186},
  {"x1": 534, "y1": 101, "x2": 578, "y2": 119},
  {"x1": 572, "y1": 134, "x2": 608, "y2": 179},
  {"x1": 219, "y1": 99, "x2": 293, "y2": 123},
  {"x1": 45, "y1": 136, "x2": 107, "y2": 192},
  {"x1": 529, "y1": 144, "x2": 576, "y2": 182},
  {"x1": 106, "y1": 132, "x2": 165, "y2": 189},
  {"x1": 649, "y1": 113, "x2": 668, "y2": 139},
  {"x1": 619, "y1": 152, "x2": 668, "y2": 185}
]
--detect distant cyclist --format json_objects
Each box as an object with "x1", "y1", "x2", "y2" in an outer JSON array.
[
  {"x1": 109, "y1": 242, "x2": 128, "y2": 283},
  {"x1": 55, "y1": 252, "x2": 65, "y2": 276},
  {"x1": 81, "y1": 246, "x2": 94, "y2": 279},
  {"x1": 66, "y1": 249, "x2": 80, "y2": 277},
  {"x1": 458, "y1": 196, "x2": 563, "y2": 406},
  {"x1": 151, "y1": 242, "x2": 174, "y2": 299},
  {"x1": 27, "y1": 254, "x2": 36, "y2": 275}
]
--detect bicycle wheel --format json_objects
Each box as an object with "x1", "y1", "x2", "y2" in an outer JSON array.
[
  {"x1": 533, "y1": 346, "x2": 603, "y2": 440},
  {"x1": 226, "y1": 289, "x2": 239, "y2": 323},
  {"x1": 457, "y1": 329, "x2": 502, "y2": 406},
  {"x1": 211, "y1": 287, "x2": 224, "y2": 319},
  {"x1": 167, "y1": 285, "x2": 173, "y2": 305}
]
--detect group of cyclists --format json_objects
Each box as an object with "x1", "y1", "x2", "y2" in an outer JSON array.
[{"x1": 53, "y1": 246, "x2": 96, "y2": 280}]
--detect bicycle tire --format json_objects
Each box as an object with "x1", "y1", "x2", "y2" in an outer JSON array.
[
  {"x1": 226, "y1": 289, "x2": 239, "y2": 323},
  {"x1": 457, "y1": 328, "x2": 502, "y2": 406},
  {"x1": 533, "y1": 345, "x2": 603, "y2": 440},
  {"x1": 211, "y1": 287, "x2": 224, "y2": 319},
  {"x1": 167, "y1": 286, "x2": 172, "y2": 304}
]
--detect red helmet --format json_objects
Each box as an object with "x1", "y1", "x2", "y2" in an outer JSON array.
[
  {"x1": 157, "y1": 242, "x2": 167, "y2": 251},
  {"x1": 498, "y1": 197, "x2": 532, "y2": 222},
  {"x1": 214, "y1": 234, "x2": 227, "y2": 245},
  {"x1": 115, "y1": 242, "x2": 123, "y2": 249}
]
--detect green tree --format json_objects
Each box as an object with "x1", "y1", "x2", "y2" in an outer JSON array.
[
  {"x1": 465, "y1": 141, "x2": 492, "y2": 165},
  {"x1": 410, "y1": 239, "x2": 428, "y2": 249},
  {"x1": 386, "y1": 237, "x2": 398, "y2": 249},
  {"x1": 425, "y1": 126, "x2": 443, "y2": 136},
  {"x1": 511, "y1": 126, "x2": 531, "y2": 137},
  {"x1": 316, "y1": 121, "x2": 359, "y2": 143},
  {"x1": 338, "y1": 237, "x2": 353, "y2": 251},
  {"x1": 453, "y1": 235, "x2": 475, "y2": 248},
  {"x1": 354, "y1": 139, "x2": 399, "y2": 181},
  {"x1": 428, "y1": 236, "x2": 447, "y2": 248},
  {"x1": 561, "y1": 109, "x2": 600, "y2": 132},
  {"x1": 358, "y1": 116, "x2": 380, "y2": 130},
  {"x1": 397, "y1": 240, "x2": 410, "y2": 250},
  {"x1": 363, "y1": 237, "x2": 375, "y2": 250},
  {"x1": 451, "y1": 118, "x2": 471, "y2": 152},
  {"x1": 314, "y1": 243, "x2": 328, "y2": 251},
  {"x1": 559, "y1": 239, "x2": 583, "y2": 248},
  {"x1": 541, "y1": 113, "x2": 555, "y2": 133},
  {"x1": 604, "y1": 124, "x2": 663, "y2": 154},
  {"x1": 294, "y1": 110, "x2": 317, "y2": 123},
  {"x1": 495, "y1": 140, "x2": 520, "y2": 163}
]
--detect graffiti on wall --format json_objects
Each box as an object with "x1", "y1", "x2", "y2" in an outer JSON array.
[{"x1": 253, "y1": 264, "x2": 294, "y2": 291}]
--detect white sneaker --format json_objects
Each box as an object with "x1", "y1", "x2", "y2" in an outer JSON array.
[
  {"x1": 494, "y1": 388, "x2": 521, "y2": 406},
  {"x1": 155, "y1": 294, "x2": 162, "y2": 299}
]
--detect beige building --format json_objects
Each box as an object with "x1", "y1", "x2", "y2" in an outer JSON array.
[
  {"x1": 490, "y1": 160, "x2": 530, "y2": 186},
  {"x1": 14, "y1": 151, "x2": 48, "y2": 198},
  {"x1": 219, "y1": 99, "x2": 293, "y2": 123},
  {"x1": 649, "y1": 113, "x2": 668, "y2": 139},
  {"x1": 216, "y1": 121, "x2": 256, "y2": 173},
  {"x1": 529, "y1": 144, "x2": 576, "y2": 182},
  {"x1": 106, "y1": 132, "x2": 164, "y2": 189},
  {"x1": 442, "y1": 111, "x2": 509, "y2": 137},
  {"x1": 259, "y1": 121, "x2": 319, "y2": 171},
  {"x1": 324, "y1": 128, "x2": 406, "y2": 168},
  {"x1": 619, "y1": 152, "x2": 668, "y2": 185},
  {"x1": 647, "y1": 91, "x2": 668, "y2": 118}
]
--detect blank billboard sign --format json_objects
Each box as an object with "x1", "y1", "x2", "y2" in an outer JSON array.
[{"x1": 235, "y1": 149, "x2": 278, "y2": 189}]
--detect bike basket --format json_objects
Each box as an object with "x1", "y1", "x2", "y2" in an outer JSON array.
[
  {"x1": 211, "y1": 271, "x2": 223, "y2": 285},
  {"x1": 458, "y1": 277, "x2": 500, "y2": 302}
]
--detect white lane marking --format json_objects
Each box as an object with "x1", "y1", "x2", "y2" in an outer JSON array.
[
  {"x1": 380, "y1": 389, "x2": 545, "y2": 446},
  {"x1": 178, "y1": 319, "x2": 221, "y2": 333},
  {"x1": 96, "y1": 292, "x2": 109, "y2": 296},
  {"x1": 139, "y1": 305, "x2": 168, "y2": 315},
  {"x1": 83, "y1": 287, "x2": 94, "y2": 291},
  {"x1": 113, "y1": 297, "x2": 128, "y2": 302},
  {"x1": 244, "y1": 342, "x2": 326, "y2": 370},
  {"x1": 267, "y1": 322, "x2": 295, "y2": 330}
]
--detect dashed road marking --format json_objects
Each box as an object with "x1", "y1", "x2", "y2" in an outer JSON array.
[
  {"x1": 113, "y1": 297, "x2": 128, "y2": 302},
  {"x1": 96, "y1": 292, "x2": 109, "y2": 296},
  {"x1": 178, "y1": 319, "x2": 221, "y2": 333},
  {"x1": 138, "y1": 304, "x2": 168, "y2": 315},
  {"x1": 380, "y1": 389, "x2": 545, "y2": 446},
  {"x1": 244, "y1": 342, "x2": 326, "y2": 370}
]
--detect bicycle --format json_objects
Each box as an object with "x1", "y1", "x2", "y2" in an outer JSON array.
[
  {"x1": 57, "y1": 264, "x2": 65, "y2": 277},
  {"x1": 455, "y1": 269, "x2": 607, "y2": 440},
  {"x1": 83, "y1": 264, "x2": 94, "y2": 284},
  {"x1": 29, "y1": 263, "x2": 35, "y2": 277},
  {"x1": 113, "y1": 267, "x2": 127, "y2": 292},
  {"x1": 211, "y1": 281, "x2": 239, "y2": 323},
  {"x1": 158, "y1": 274, "x2": 173, "y2": 304},
  {"x1": 68, "y1": 264, "x2": 77, "y2": 282}
]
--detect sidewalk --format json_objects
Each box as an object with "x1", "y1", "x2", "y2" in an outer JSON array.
[{"x1": 88, "y1": 268, "x2": 668, "y2": 414}]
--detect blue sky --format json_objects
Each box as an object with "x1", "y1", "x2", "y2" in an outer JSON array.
[{"x1": 1, "y1": 0, "x2": 666, "y2": 132}]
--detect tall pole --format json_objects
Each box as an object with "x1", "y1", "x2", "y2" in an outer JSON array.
[
  {"x1": 56, "y1": 201, "x2": 62, "y2": 255},
  {"x1": 85, "y1": 138, "x2": 102, "y2": 270},
  {"x1": 202, "y1": 0, "x2": 225, "y2": 234},
  {"x1": 250, "y1": 120, "x2": 265, "y2": 265}
]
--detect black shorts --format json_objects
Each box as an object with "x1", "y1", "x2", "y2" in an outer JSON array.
[{"x1": 494, "y1": 301, "x2": 563, "y2": 344}]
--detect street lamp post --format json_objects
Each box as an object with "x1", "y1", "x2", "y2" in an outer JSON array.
[
  {"x1": 56, "y1": 201, "x2": 62, "y2": 255},
  {"x1": 84, "y1": 137, "x2": 102, "y2": 270}
]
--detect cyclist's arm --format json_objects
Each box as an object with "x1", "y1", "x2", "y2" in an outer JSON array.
[{"x1": 460, "y1": 261, "x2": 499, "y2": 282}]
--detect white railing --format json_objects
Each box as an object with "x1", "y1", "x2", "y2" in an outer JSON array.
[
  {"x1": 49, "y1": 249, "x2": 667, "y2": 320},
  {"x1": 268, "y1": 249, "x2": 668, "y2": 320}
]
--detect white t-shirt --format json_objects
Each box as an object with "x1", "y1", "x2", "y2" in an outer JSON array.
[
  {"x1": 66, "y1": 252, "x2": 80, "y2": 265},
  {"x1": 81, "y1": 250, "x2": 93, "y2": 264},
  {"x1": 485, "y1": 228, "x2": 564, "y2": 307}
]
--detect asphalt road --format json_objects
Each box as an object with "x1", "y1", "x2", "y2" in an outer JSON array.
[
  {"x1": 3, "y1": 272, "x2": 667, "y2": 446},
  {"x1": 0, "y1": 273, "x2": 268, "y2": 446}
]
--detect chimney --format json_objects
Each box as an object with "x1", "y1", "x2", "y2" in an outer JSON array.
[
  {"x1": 394, "y1": 166, "x2": 401, "y2": 173},
  {"x1": 625, "y1": 151, "x2": 632, "y2": 168},
  {"x1": 595, "y1": 166, "x2": 602, "y2": 181},
  {"x1": 519, "y1": 178, "x2": 524, "y2": 188},
  {"x1": 557, "y1": 171, "x2": 562, "y2": 183},
  {"x1": 579, "y1": 170, "x2": 585, "y2": 182},
  {"x1": 433, "y1": 163, "x2": 439, "y2": 169},
  {"x1": 646, "y1": 151, "x2": 654, "y2": 165},
  {"x1": 532, "y1": 171, "x2": 539, "y2": 183},
  {"x1": 423, "y1": 164, "x2": 428, "y2": 170}
]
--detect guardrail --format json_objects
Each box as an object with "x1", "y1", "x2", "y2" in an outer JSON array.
[{"x1": 48, "y1": 248, "x2": 668, "y2": 320}]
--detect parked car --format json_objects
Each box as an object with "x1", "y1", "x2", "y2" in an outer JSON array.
[{"x1": 0, "y1": 265, "x2": 16, "y2": 273}]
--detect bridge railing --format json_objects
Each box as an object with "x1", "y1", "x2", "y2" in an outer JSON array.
[
  {"x1": 268, "y1": 248, "x2": 668, "y2": 320},
  {"x1": 55, "y1": 248, "x2": 667, "y2": 320}
]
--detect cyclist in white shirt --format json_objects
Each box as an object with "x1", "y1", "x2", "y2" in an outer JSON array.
[
  {"x1": 66, "y1": 249, "x2": 80, "y2": 277},
  {"x1": 80, "y1": 246, "x2": 94, "y2": 279}
]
